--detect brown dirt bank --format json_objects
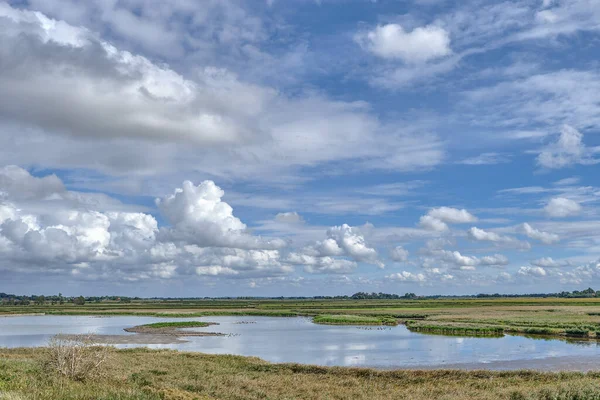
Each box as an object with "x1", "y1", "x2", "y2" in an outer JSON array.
[
  {"x1": 123, "y1": 323, "x2": 223, "y2": 337},
  {"x1": 56, "y1": 333, "x2": 189, "y2": 345}
]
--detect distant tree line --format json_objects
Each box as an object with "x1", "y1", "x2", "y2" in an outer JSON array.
[
  {"x1": 2, "y1": 288, "x2": 600, "y2": 304},
  {"x1": 349, "y1": 292, "x2": 418, "y2": 300},
  {"x1": 0, "y1": 293, "x2": 138, "y2": 306}
]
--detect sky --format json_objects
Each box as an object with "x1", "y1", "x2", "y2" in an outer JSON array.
[{"x1": 0, "y1": 0, "x2": 599, "y2": 297}]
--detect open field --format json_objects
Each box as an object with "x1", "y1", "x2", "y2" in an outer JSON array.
[
  {"x1": 5, "y1": 298, "x2": 600, "y2": 398},
  {"x1": 3, "y1": 347, "x2": 600, "y2": 400},
  {"x1": 5, "y1": 297, "x2": 600, "y2": 339}
]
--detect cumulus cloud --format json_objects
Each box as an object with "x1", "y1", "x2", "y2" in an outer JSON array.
[
  {"x1": 522, "y1": 223, "x2": 560, "y2": 244},
  {"x1": 0, "y1": 166, "x2": 294, "y2": 281},
  {"x1": 157, "y1": 180, "x2": 285, "y2": 250},
  {"x1": 435, "y1": 250, "x2": 509, "y2": 270},
  {"x1": 387, "y1": 268, "x2": 454, "y2": 284},
  {"x1": 419, "y1": 215, "x2": 450, "y2": 232},
  {"x1": 517, "y1": 266, "x2": 547, "y2": 277},
  {"x1": 468, "y1": 227, "x2": 509, "y2": 242},
  {"x1": 467, "y1": 227, "x2": 529, "y2": 249},
  {"x1": 537, "y1": 125, "x2": 599, "y2": 169},
  {"x1": 419, "y1": 207, "x2": 477, "y2": 231},
  {"x1": 0, "y1": 165, "x2": 65, "y2": 200},
  {"x1": 544, "y1": 197, "x2": 582, "y2": 218},
  {"x1": 386, "y1": 271, "x2": 426, "y2": 282},
  {"x1": 356, "y1": 24, "x2": 451, "y2": 63},
  {"x1": 305, "y1": 224, "x2": 383, "y2": 268},
  {"x1": 556, "y1": 259, "x2": 600, "y2": 285},
  {"x1": 390, "y1": 246, "x2": 409, "y2": 262},
  {"x1": 285, "y1": 253, "x2": 357, "y2": 274}
]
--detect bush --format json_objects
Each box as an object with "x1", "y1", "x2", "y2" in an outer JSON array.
[{"x1": 44, "y1": 334, "x2": 110, "y2": 381}]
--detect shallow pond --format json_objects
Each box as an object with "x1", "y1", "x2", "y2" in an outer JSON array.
[{"x1": 2, "y1": 315, "x2": 600, "y2": 370}]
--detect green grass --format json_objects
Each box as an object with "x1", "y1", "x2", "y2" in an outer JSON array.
[
  {"x1": 312, "y1": 314, "x2": 398, "y2": 325},
  {"x1": 405, "y1": 321, "x2": 505, "y2": 337},
  {"x1": 136, "y1": 321, "x2": 214, "y2": 329}
]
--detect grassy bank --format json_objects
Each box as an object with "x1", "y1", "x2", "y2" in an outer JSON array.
[
  {"x1": 313, "y1": 314, "x2": 398, "y2": 325},
  {"x1": 405, "y1": 321, "x2": 505, "y2": 337},
  {"x1": 2, "y1": 347, "x2": 600, "y2": 400},
  {"x1": 405, "y1": 319, "x2": 600, "y2": 339}
]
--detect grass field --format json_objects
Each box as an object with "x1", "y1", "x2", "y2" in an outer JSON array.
[
  {"x1": 3, "y1": 347, "x2": 600, "y2": 400},
  {"x1": 4, "y1": 298, "x2": 600, "y2": 399}
]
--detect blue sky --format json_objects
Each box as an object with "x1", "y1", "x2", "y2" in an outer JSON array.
[{"x1": 0, "y1": 0, "x2": 599, "y2": 297}]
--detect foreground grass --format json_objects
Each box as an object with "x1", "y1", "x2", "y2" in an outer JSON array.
[
  {"x1": 313, "y1": 314, "x2": 398, "y2": 325},
  {"x1": 2, "y1": 348, "x2": 600, "y2": 400}
]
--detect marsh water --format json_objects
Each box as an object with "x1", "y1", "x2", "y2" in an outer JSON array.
[{"x1": 2, "y1": 315, "x2": 600, "y2": 370}]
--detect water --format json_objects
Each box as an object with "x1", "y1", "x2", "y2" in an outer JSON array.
[{"x1": 2, "y1": 315, "x2": 600, "y2": 370}]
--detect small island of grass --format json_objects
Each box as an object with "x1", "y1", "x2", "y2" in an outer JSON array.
[
  {"x1": 136, "y1": 321, "x2": 216, "y2": 329},
  {"x1": 312, "y1": 314, "x2": 398, "y2": 326},
  {"x1": 124, "y1": 320, "x2": 223, "y2": 336}
]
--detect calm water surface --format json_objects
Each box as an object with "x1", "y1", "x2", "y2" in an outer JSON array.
[{"x1": 2, "y1": 315, "x2": 600, "y2": 369}]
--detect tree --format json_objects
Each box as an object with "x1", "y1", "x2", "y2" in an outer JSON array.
[{"x1": 73, "y1": 296, "x2": 86, "y2": 306}]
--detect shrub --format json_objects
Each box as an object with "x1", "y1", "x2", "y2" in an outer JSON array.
[{"x1": 43, "y1": 334, "x2": 110, "y2": 381}]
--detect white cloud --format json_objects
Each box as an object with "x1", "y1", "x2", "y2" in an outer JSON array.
[
  {"x1": 522, "y1": 223, "x2": 560, "y2": 244},
  {"x1": 0, "y1": 4, "x2": 269, "y2": 146},
  {"x1": 356, "y1": 23, "x2": 452, "y2": 63},
  {"x1": 467, "y1": 227, "x2": 507, "y2": 242},
  {"x1": 0, "y1": 167, "x2": 295, "y2": 281},
  {"x1": 0, "y1": 165, "x2": 64, "y2": 200},
  {"x1": 428, "y1": 207, "x2": 477, "y2": 223},
  {"x1": 517, "y1": 266, "x2": 547, "y2": 277},
  {"x1": 530, "y1": 257, "x2": 571, "y2": 268},
  {"x1": 0, "y1": 3, "x2": 445, "y2": 184},
  {"x1": 390, "y1": 246, "x2": 409, "y2": 262},
  {"x1": 419, "y1": 207, "x2": 477, "y2": 231},
  {"x1": 196, "y1": 266, "x2": 239, "y2": 277},
  {"x1": 386, "y1": 271, "x2": 426, "y2": 282},
  {"x1": 419, "y1": 215, "x2": 449, "y2": 232},
  {"x1": 284, "y1": 253, "x2": 357, "y2": 274},
  {"x1": 544, "y1": 197, "x2": 582, "y2": 218},
  {"x1": 275, "y1": 212, "x2": 304, "y2": 224},
  {"x1": 537, "y1": 125, "x2": 599, "y2": 169},
  {"x1": 553, "y1": 177, "x2": 580, "y2": 186},
  {"x1": 157, "y1": 180, "x2": 285, "y2": 250},
  {"x1": 435, "y1": 250, "x2": 509, "y2": 270},
  {"x1": 307, "y1": 224, "x2": 383, "y2": 267},
  {"x1": 457, "y1": 153, "x2": 511, "y2": 165},
  {"x1": 467, "y1": 227, "x2": 530, "y2": 249},
  {"x1": 556, "y1": 258, "x2": 600, "y2": 285}
]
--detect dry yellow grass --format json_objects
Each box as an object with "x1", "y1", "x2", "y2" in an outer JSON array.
[{"x1": 2, "y1": 347, "x2": 600, "y2": 400}]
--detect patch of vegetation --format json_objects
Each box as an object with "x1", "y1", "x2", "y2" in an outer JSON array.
[
  {"x1": 312, "y1": 314, "x2": 398, "y2": 325},
  {"x1": 405, "y1": 321, "x2": 505, "y2": 337},
  {"x1": 137, "y1": 321, "x2": 214, "y2": 329}
]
